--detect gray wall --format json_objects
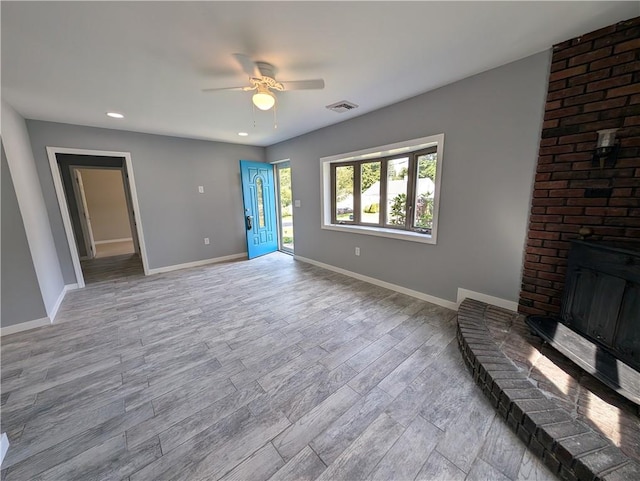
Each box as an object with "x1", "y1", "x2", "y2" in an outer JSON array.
[
  {"x1": 26, "y1": 122, "x2": 265, "y2": 283},
  {"x1": 266, "y1": 51, "x2": 551, "y2": 304},
  {"x1": 1, "y1": 145, "x2": 48, "y2": 326}
]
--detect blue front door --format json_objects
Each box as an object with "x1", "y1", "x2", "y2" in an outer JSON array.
[{"x1": 240, "y1": 160, "x2": 278, "y2": 259}]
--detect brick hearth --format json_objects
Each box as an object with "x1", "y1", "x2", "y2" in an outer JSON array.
[{"x1": 457, "y1": 298, "x2": 640, "y2": 481}]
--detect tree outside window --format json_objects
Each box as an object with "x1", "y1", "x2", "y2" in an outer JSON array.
[{"x1": 330, "y1": 147, "x2": 438, "y2": 234}]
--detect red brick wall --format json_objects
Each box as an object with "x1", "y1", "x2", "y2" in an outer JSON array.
[{"x1": 519, "y1": 17, "x2": 640, "y2": 317}]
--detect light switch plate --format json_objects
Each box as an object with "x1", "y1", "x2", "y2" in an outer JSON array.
[
  {"x1": 198, "y1": 186, "x2": 204, "y2": 194},
  {"x1": 294, "y1": 200, "x2": 301, "y2": 207}
]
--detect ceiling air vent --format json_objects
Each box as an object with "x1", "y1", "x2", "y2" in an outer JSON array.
[{"x1": 326, "y1": 100, "x2": 359, "y2": 113}]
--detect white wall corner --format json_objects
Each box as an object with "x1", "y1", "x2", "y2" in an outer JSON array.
[
  {"x1": 1, "y1": 101, "x2": 66, "y2": 314},
  {"x1": 295, "y1": 255, "x2": 458, "y2": 311},
  {"x1": 0, "y1": 281, "x2": 76, "y2": 334},
  {"x1": 0, "y1": 433, "x2": 9, "y2": 466},
  {"x1": 49, "y1": 284, "x2": 79, "y2": 322},
  {"x1": 456, "y1": 288, "x2": 519, "y2": 312}
]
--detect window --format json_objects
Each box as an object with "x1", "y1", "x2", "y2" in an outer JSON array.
[
  {"x1": 275, "y1": 161, "x2": 294, "y2": 253},
  {"x1": 321, "y1": 134, "x2": 443, "y2": 244},
  {"x1": 256, "y1": 177, "x2": 266, "y2": 228}
]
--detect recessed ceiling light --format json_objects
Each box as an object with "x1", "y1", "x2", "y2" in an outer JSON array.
[
  {"x1": 238, "y1": 132, "x2": 249, "y2": 136},
  {"x1": 106, "y1": 112, "x2": 124, "y2": 119}
]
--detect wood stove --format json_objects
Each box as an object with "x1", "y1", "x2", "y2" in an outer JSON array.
[{"x1": 527, "y1": 240, "x2": 640, "y2": 405}]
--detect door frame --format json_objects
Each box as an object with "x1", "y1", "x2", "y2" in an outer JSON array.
[
  {"x1": 46, "y1": 146, "x2": 150, "y2": 288},
  {"x1": 70, "y1": 168, "x2": 96, "y2": 260},
  {"x1": 271, "y1": 158, "x2": 293, "y2": 254}
]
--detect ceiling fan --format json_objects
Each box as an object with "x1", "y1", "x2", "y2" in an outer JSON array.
[{"x1": 203, "y1": 54, "x2": 325, "y2": 111}]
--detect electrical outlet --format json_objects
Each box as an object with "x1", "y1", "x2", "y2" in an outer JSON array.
[
  {"x1": 204, "y1": 237, "x2": 210, "y2": 245},
  {"x1": 294, "y1": 200, "x2": 301, "y2": 207},
  {"x1": 198, "y1": 186, "x2": 204, "y2": 194},
  {"x1": 355, "y1": 247, "x2": 360, "y2": 256}
]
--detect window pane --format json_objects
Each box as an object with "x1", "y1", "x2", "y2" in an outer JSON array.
[
  {"x1": 414, "y1": 153, "x2": 437, "y2": 230},
  {"x1": 386, "y1": 157, "x2": 408, "y2": 225},
  {"x1": 256, "y1": 177, "x2": 266, "y2": 228},
  {"x1": 360, "y1": 161, "x2": 381, "y2": 224},
  {"x1": 278, "y1": 165, "x2": 293, "y2": 251},
  {"x1": 335, "y1": 165, "x2": 354, "y2": 222}
]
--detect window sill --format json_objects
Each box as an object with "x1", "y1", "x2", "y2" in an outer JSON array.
[{"x1": 321, "y1": 223, "x2": 436, "y2": 244}]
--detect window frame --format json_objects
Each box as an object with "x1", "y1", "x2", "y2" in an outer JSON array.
[{"x1": 320, "y1": 134, "x2": 444, "y2": 245}]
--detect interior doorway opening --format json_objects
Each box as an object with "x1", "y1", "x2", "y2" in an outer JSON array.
[
  {"x1": 274, "y1": 161, "x2": 293, "y2": 254},
  {"x1": 72, "y1": 167, "x2": 136, "y2": 260},
  {"x1": 47, "y1": 147, "x2": 149, "y2": 287}
]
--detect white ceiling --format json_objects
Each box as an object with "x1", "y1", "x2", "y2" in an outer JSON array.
[{"x1": 2, "y1": 2, "x2": 637, "y2": 147}]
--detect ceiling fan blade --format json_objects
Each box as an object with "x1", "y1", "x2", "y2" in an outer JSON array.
[
  {"x1": 202, "y1": 86, "x2": 253, "y2": 92},
  {"x1": 233, "y1": 53, "x2": 261, "y2": 78},
  {"x1": 280, "y1": 79, "x2": 325, "y2": 90}
]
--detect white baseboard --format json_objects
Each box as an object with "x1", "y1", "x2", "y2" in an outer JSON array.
[
  {"x1": 0, "y1": 317, "x2": 50, "y2": 337},
  {"x1": 1, "y1": 282, "x2": 78, "y2": 336},
  {"x1": 94, "y1": 237, "x2": 133, "y2": 245},
  {"x1": 456, "y1": 288, "x2": 518, "y2": 312},
  {"x1": 0, "y1": 433, "x2": 9, "y2": 466},
  {"x1": 147, "y1": 253, "x2": 247, "y2": 275},
  {"x1": 48, "y1": 283, "x2": 79, "y2": 322},
  {"x1": 294, "y1": 255, "x2": 458, "y2": 311}
]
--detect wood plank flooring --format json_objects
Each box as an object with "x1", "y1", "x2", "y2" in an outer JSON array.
[
  {"x1": 1, "y1": 252, "x2": 557, "y2": 480},
  {"x1": 81, "y1": 253, "x2": 143, "y2": 285}
]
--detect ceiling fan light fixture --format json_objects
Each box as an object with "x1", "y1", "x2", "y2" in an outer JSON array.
[{"x1": 252, "y1": 86, "x2": 276, "y2": 111}]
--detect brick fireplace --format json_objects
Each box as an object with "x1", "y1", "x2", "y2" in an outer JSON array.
[
  {"x1": 485, "y1": 16, "x2": 640, "y2": 477},
  {"x1": 453, "y1": 15, "x2": 640, "y2": 477},
  {"x1": 519, "y1": 17, "x2": 640, "y2": 317}
]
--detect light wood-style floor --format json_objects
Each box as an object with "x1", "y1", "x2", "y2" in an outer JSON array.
[
  {"x1": 95, "y1": 240, "x2": 135, "y2": 259},
  {"x1": 81, "y1": 253, "x2": 144, "y2": 285},
  {"x1": 0, "y1": 253, "x2": 556, "y2": 480}
]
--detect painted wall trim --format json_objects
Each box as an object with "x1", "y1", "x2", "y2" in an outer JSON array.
[
  {"x1": 94, "y1": 237, "x2": 133, "y2": 245},
  {"x1": 0, "y1": 317, "x2": 50, "y2": 337},
  {"x1": 294, "y1": 255, "x2": 458, "y2": 311},
  {"x1": 456, "y1": 288, "x2": 518, "y2": 312},
  {"x1": 0, "y1": 433, "x2": 9, "y2": 466},
  {"x1": 319, "y1": 133, "x2": 444, "y2": 245},
  {"x1": 45, "y1": 146, "x2": 151, "y2": 287},
  {"x1": 270, "y1": 158, "x2": 291, "y2": 165},
  {"x1": 49, "y1": 283, "x2": 79, "y2": 322},
  {"x1": 147, "y1": 253, "x2": 247, "y2": 275},
  {"x1": 46, "y1": 147, "x2": 86, "y2": 287},
  {"x1": 1, "y1": 283, "x2": 78, "y2": 336}
]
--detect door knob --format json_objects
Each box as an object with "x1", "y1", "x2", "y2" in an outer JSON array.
[{"x1": 246, "y1": 215, "x2": 253, "y2": 230}]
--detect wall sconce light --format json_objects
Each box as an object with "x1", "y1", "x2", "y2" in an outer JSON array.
[{"x1": 593, "y1": 128, "x2": 620, "y2": 169}]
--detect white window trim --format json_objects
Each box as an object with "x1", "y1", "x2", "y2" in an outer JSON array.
[{"x1": 320, "y1": 134, "x2": 444, "y2": 244}]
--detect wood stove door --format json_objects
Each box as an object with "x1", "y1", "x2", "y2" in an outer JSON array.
[
  {"x1": 562, "y1": 268, "x2": 595, "y2": 334},
  {"x1": 614, "y1": 282, "x2": 640, "y2": 369},
  {"x1": 563, "y1": 267, "x2": 626, "y2": 348}
]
